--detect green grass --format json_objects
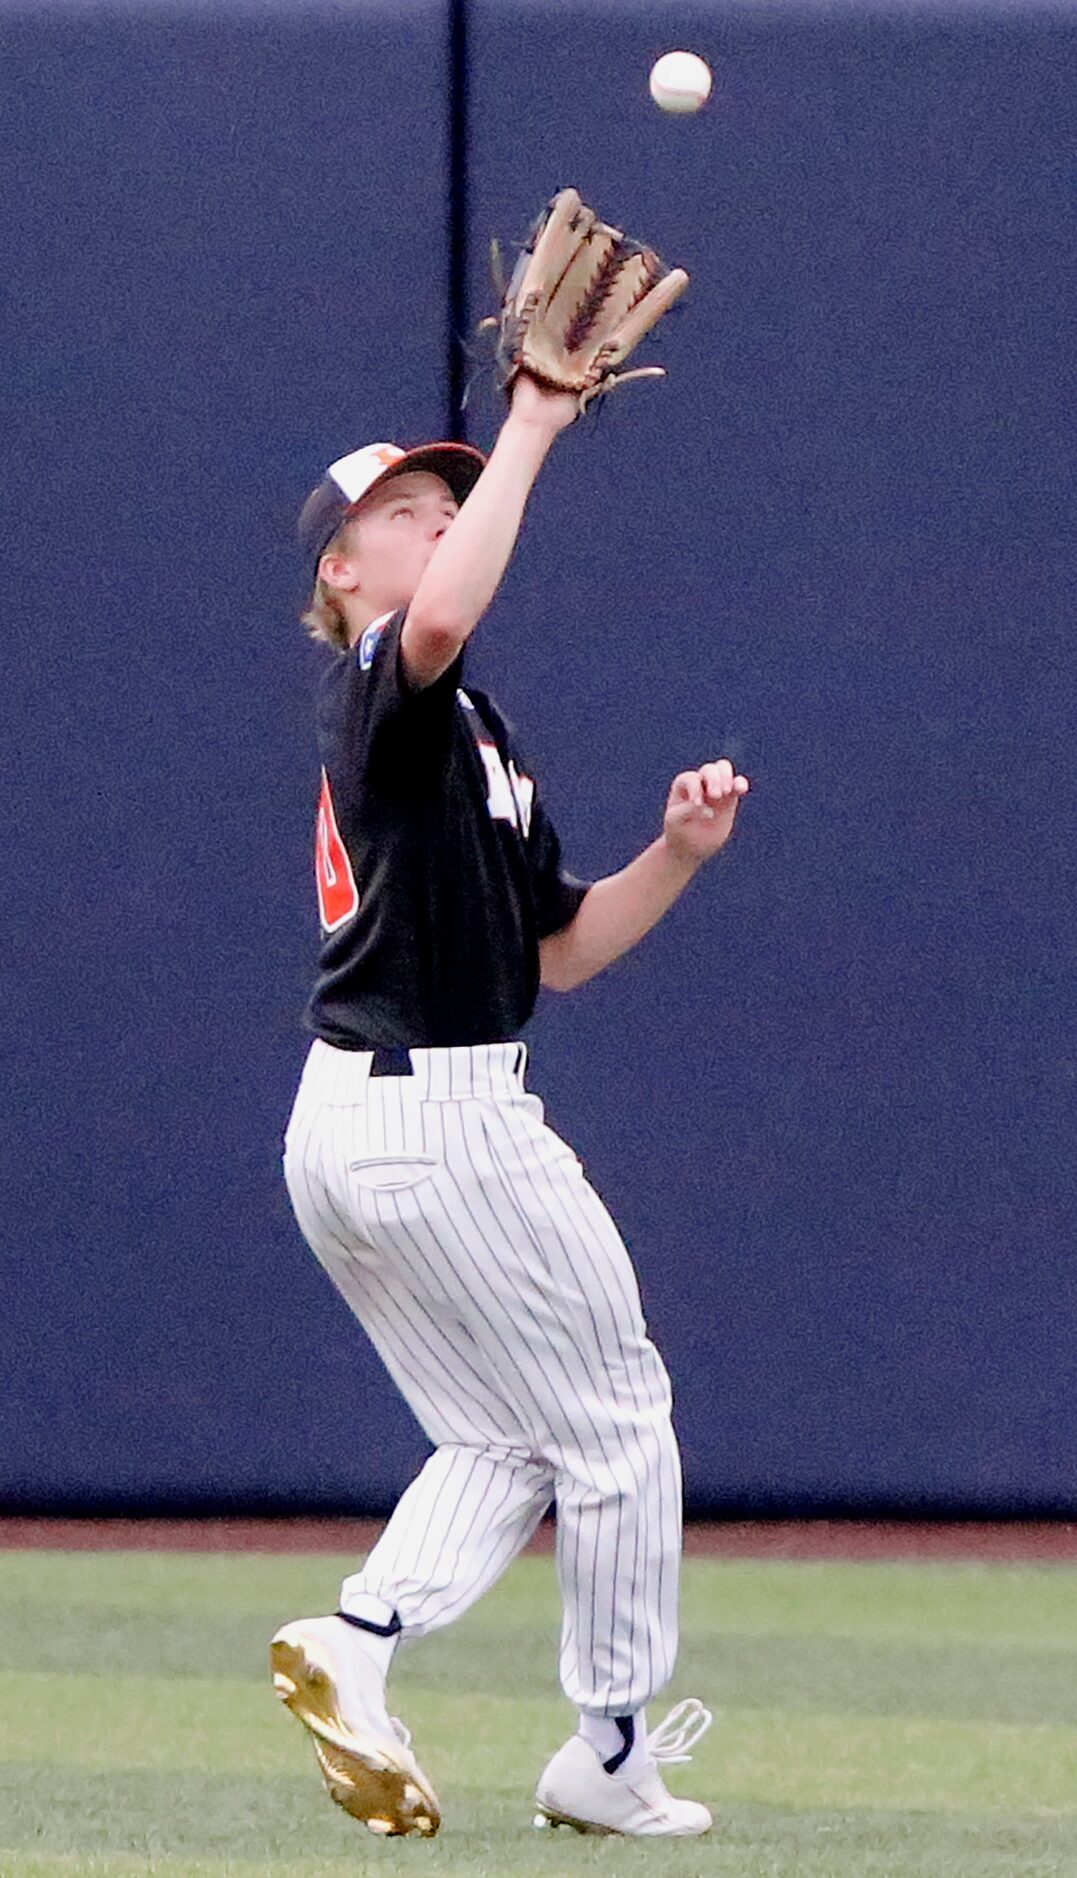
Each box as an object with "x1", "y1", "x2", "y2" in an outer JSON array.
[{"x1": 1, "y1": 1548, "x2": 1076, "y2": 1876}]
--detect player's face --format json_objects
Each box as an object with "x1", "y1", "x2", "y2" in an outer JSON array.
[{"x1": 346, "y1": 472, "x2": 459, "y2": 610}]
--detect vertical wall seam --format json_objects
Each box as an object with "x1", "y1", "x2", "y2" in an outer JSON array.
[{"x1": 447, "y1": 0, "x2": 469, "y2": 441}]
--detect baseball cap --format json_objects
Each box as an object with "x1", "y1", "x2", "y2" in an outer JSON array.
[{"x1": 298, "y1": 440, "x2": 487, "y2": 567}]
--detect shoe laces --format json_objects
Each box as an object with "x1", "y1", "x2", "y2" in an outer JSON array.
[{"x1": 646, "y1": 1697, "x2": 713, "y2": 1766}]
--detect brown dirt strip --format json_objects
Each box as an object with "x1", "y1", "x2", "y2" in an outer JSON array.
[{"x1": 0, "y1": 1518, "x2": 1075, "y2": 1562}]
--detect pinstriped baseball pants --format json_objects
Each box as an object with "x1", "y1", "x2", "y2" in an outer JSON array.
[{"x1": 282, "y1": 1037, "x2": 682, "y2": 1715}]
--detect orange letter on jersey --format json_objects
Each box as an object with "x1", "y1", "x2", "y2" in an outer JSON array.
[{"x1": 315, "y1": 768, "x2": 359, "y2": 932}]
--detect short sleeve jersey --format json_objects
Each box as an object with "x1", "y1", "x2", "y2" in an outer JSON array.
[{"x1": 305, "y1": 608, "x2": 590, "y2": 1049}]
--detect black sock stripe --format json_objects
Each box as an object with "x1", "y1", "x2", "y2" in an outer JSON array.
[
  {"x1": 603, "y1": 1715, "x2": 635, "y2": 1775},
  {"x1": 337, "y1": 1608, "x2": 402, "y2": 1638}
]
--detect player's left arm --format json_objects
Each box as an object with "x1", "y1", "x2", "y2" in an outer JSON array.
[{"x1": 539, "y1": 759, "x2": 749, "y2": 992}]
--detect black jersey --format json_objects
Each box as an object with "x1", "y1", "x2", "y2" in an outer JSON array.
[{"x1": 305, "y1": 608, "x2": 589, "y2": 1049}]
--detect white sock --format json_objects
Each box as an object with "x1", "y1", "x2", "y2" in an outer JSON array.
[
  {"x1": 579, "y1": 1708, "x2": 648, "y2": 1776},
  {"x1": 336, "y1": 1601, "x2": 399, "y2": 1682}
]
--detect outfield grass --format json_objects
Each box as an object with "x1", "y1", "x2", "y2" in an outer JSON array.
[{"x1": 1, "y1": 1547, "x2": 1075, "y2": 1875}]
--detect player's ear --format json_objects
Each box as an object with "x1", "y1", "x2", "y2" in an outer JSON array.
[{"x1": 319, "y1": 547, "x2": 361, "y2": 594}]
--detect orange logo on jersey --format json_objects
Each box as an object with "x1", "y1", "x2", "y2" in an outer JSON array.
[{"x1": 315, "y1": 768, "x2": 359, "y2": 932}]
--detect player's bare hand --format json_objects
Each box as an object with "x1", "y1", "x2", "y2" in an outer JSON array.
[
  {"x1": 509, "y1": 372, "x2": 579, "y2": 434},
  {"x1": 663, "y1": 760, "x2": 750, "y2": 864}
]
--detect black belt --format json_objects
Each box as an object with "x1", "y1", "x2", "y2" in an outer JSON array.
[{"x1": 369, "y1": 1046, "x2": 414, "y2": 1077}]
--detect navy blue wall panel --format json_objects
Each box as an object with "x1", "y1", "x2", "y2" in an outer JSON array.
[
  {"x1": 462, "y1": 3, "x2": 1076, "y2": 1509},
  {"x1": 0, "y1": 1, "x2": 449, "y2": 1506},
  {"x1": 1, "y1": 0, "x2": 1073, "y2": 1513}
]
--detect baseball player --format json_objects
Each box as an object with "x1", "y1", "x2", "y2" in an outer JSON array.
[{"x1": 272, "y1": 367, "x2": 749, "y2": 1839}]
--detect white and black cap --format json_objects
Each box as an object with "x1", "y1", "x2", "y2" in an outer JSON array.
[{"x1": 298, "y1": 440, "x2": 487, "y2": 569}]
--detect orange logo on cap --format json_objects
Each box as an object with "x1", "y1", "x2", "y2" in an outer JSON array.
[{"x1": 370, "y1": 446, "x2": 402, "y2": 469}]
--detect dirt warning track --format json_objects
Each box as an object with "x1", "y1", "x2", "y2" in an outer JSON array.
[{"x1": 0, "y1": 1517, "x2": 1074, "y2": 1562}]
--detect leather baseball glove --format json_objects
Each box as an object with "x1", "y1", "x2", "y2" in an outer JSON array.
[{"x1": 489, "y1": 187, "x2": 689, "y2": 415}]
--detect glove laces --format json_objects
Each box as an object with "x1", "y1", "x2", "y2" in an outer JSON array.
[{"x1": 646, "y1": 1697, "x2": 713, "y2": 1766}]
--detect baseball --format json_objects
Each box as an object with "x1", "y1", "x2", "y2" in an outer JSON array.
[{"x1": 649, "y1": 50, "x2": 712, "y2": 115}]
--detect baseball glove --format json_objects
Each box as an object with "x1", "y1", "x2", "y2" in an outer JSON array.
[{"x1": 489, "y1": 187, "x2": 689, "y2": 415}]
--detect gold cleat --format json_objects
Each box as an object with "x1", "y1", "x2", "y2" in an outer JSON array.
[
  {"x1": 533, "y1": 1806, "x2": 614, "y2": 1834},
  {"x1": 271, "y1": 1624, "x2": 441, "y2": 1838}
]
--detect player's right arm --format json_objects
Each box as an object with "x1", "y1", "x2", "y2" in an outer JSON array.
[{"x1": 401, "y1": 377, "x2": 577, "y2": 688}]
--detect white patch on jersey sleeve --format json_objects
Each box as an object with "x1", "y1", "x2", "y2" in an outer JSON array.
[
  {"x1": 358, "y1": 612, "x2": 393, "y2": 671},
  {"x1": 459, "y1": 693, "x2": 534, "y2": 836},
  {"x1": 478, "y1": 739, "x2": 519, "y2": 826},
  {"x1": 509, "y1": 763, "x2": 534, "y2": 839}
]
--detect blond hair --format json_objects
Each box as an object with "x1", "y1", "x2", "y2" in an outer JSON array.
[{"x1": 300, "y1": 517, "x2": 358, "y2": 654}]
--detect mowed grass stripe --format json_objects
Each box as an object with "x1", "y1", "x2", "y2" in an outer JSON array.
[
  {"x1": 711, "y1": 1706, "x2": 1077, "y2": 1814},
  {"x1": 678, "y1": 1558, "x2": 1077, "y2": 1650},
  {"x1": 4, "y1": 1774, "x2": 1077, "y2": 1878},
  {"x1": 18, "y1": 1610, "x2": 1068, "y2": 1730},
  {"x1": 3, "y1": 1551, "x2": 1076, "y2": 1650},
  {"x1": 0, "y1": 1674, "x2": 557, "y2": 1778},
  {"x1": 4, "y1": 1554, "x2": 1077, "y2": 1730},
  {"x1": 4, "y1": 1665, "x2": 1076, "y2": 1815}
]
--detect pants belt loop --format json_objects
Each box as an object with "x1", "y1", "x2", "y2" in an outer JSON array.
[{"x1": 370, "y1": 1045, "x2": 414, "y2": 1078}]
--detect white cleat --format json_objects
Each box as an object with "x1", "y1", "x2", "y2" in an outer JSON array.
[
  {"x1": 270, "y1": 1615, "x2": 440, "y2": 1838},
  {"x1": 533, "y1": 1697, "x2": 714, "y2": 1837}
]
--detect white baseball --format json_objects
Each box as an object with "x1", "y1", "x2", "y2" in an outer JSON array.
[{"x1": 649, "y1": 50, "x2": 712, "y2": 115}]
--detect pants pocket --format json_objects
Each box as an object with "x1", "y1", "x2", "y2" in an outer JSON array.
[{"x1": 347, "y1": 1154, "x2": 441, "y2": 1193}]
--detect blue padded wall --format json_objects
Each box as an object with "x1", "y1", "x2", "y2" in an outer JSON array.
[
  {"x1": 1, "y1": 0, "x2": 1073, "y2": 1512},
  {"x1": 462, "y1": 1, "x2": 1076, "y2": 1510},
  {"x1": 0, "y1": 0, "x2": 449, "y2": 1506}
]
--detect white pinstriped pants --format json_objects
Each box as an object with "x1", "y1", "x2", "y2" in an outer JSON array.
[{"x1": 282, "y1": 1037, "x2": 682, "y2": 1715}]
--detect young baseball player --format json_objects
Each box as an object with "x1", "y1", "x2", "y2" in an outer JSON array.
[{"x1": 273, "y1": 370, "x2": 749, "y2": 1839}]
